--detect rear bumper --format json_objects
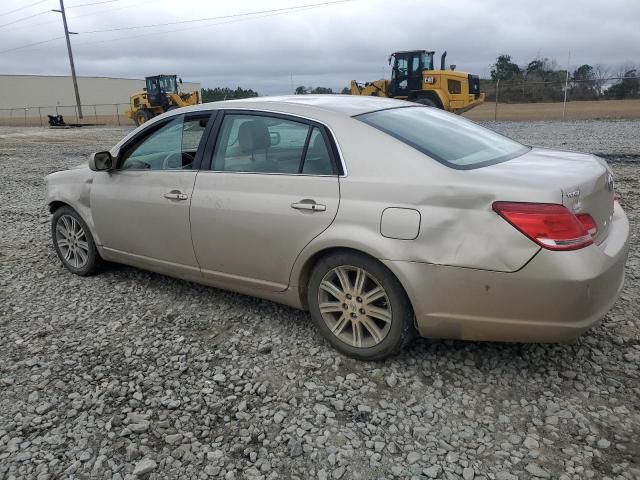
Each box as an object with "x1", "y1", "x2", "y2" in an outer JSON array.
[{"x1": 384, "y1": 202, "x2": 630, "y2": 342}]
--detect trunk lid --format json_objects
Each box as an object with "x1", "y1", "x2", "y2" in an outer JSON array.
[{"x1": 485, "y1": 148, "x2": 615, "y2": 244}]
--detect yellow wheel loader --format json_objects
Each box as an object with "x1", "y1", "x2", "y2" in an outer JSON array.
[
  {"x1": 126, "y1": 74, "x2": 200, "y2": 126},
  {"x1": 351, "y1": 50, "x2": 485, "y2": 113}
]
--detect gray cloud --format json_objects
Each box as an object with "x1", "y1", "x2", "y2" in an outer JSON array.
[{"x1": 0, "y1": 0, "x2": 638, "y2": 95}]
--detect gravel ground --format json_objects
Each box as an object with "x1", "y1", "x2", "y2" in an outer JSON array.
[{"x1": 0, "y1": 121, "x2": 639, "y2": 480}]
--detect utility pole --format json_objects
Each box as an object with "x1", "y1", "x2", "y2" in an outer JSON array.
[{"x1": 53, "y1": 0, "x2": 83, "y2": 119}]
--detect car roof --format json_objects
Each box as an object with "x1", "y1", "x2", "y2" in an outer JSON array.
[{"x1": 179, "y1": 95, "x2": 414, "y2": 117}]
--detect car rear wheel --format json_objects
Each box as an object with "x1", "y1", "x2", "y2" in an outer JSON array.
[
  {"x1": 308, "y1": 251, "x2": 415, "y2": 360},
  {"x1": 52, "y1": 206, "x2": 101, "y2": 276}
]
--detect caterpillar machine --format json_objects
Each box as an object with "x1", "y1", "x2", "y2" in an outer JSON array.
[
  {"x1": 126, "y1": 74, "x2": 201, "y2": 126},
  {"x1": 351, "y1": 50, "x2": 485, "y2": 113}
]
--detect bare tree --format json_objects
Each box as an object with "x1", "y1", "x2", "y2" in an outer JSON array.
[{"x1": 593, "y1": 64, "x2": 610, "y2": 96}]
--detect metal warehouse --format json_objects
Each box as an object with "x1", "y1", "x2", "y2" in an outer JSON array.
[{"x1": 0, "y1": 74, "x2": 201, "y2": 126}]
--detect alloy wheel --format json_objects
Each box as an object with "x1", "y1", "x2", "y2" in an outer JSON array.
[
  {"x1": 55, "y1": 214, "x2": 90, "y2": 269},
  {"x1": 317, "y1": 265, "x2": 392, "y2": 348}
]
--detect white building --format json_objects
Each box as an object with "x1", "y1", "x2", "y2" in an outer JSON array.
[{"x1": 0, "y1": 74, "x2": 201, "y2": 125}]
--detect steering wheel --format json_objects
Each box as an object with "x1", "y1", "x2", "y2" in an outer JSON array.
[
  {"x1": 122, "y1": 158, "x2": 151, "y2": 170},
  {"x1": 162, "y1": 152, "x2": 183, "y2": 170}
]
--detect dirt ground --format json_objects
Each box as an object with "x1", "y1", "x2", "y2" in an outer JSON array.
[{"x1": 464, "y1": 99, "x2": 640, "y2": 122}]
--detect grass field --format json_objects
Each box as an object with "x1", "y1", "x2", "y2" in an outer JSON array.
[{"x1": 463, "y1": 98, "x2": 640, "y2": 121}]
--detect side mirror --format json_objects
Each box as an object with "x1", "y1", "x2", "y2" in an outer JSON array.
[
  {"x1": 89, "y1": 151, "x2": 114, "y2": 171},
  {"x1": 269, "y1": 131, "x2": 281, "y2": 146},
  {"x1": 179, "y1": 77, "x2": 183, "y2": 84}
]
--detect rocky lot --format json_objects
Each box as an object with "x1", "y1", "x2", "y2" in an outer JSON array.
[{"x1": 0, "y1": 121, "x2": 638, "y2": 480}]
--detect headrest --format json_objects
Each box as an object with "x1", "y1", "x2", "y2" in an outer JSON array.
[{"x1": 238, "y1": 120, "x2": 270, "y2": 153}]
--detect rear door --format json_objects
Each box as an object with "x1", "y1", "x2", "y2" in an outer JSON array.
[
  {"x1": 190, "y1": 111, "x2": 342, "y2": 292},
  {"x1": 91, "y1": 112, "x2": 214, "y2": 271}
]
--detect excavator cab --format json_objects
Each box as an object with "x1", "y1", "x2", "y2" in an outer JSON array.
[
  {"x1": 145, "y1": 75, "x2": 178, "y2": 108},
  {"x1": 389, "y1": 50, "x2": 434, "y2": 97}
]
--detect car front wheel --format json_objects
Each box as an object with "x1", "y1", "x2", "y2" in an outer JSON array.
[
  {"x1": 51, "y1": 206, "x2": 101, "y2": 276},
  {"x1": 308, "y1": 251, "x2": 415, "y2": 360}
]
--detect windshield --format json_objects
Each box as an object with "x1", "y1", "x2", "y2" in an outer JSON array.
[
  {"x1": 159, "y1": 76, "x2": 177, "y2": 93},
  {"x1": 356, "y1": 106, "x2": 529, "y2": 169}
]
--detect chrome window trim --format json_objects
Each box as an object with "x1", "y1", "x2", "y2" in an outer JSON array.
[
  {"x1": 205, "y1": 107, "x2": 348, "y2": 178},
  {"x1": 196, "y1": 170, "x2": 339, "y2": 178}
]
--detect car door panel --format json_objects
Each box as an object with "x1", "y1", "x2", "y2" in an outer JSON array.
[
  {"x1": 189, "y1": 111, "x2": 342, "y2": 291},
  {"x1": 91, "y1": 170, "x2": 199, "y2": 268},
  {"x1": 90, "y1": 112, "x2": 214, "y2": 272},
  {"x1": 190, "y1": 173, "x2": 339, "y2": 291}
]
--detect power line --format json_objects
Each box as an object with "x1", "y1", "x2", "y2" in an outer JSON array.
[
  {"x1": 78, "y1": 0, "x2": 353, "y2": 34},
  {"x1": 0, "y1": 1, "x2": 352, "y2": 54},
  {"x1": 0, "y1": 0, "x2": 50, "y2": 17},
  {"x1": 0, "y1": 0, "x2": 161, "y2": 33},
  {"x1": 75, "y1": 4, "x2": 329, "y2": 47},
  {"x1": 0, "y1": 9, "x2": 52, "y2": 29},
  {"x1": 0, "y1": 36, "x2": 64, "y2": 54},
  {"x1": 66, "y1": 0, "x2": 120, "y2": 8}
]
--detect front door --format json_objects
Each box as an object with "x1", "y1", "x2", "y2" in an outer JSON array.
[
  {"x1": 407, "y1": 53, "x2": 423, "y2": 92},
  {"x1": 91, "y1": 113, "x2": 213, "y2": 272},
  {"x1": 190, "y1": 111, "x2": 341, "y2": 292},
  {"x1": 391, "y1": 54, "x2": 409, "y2": 97}
]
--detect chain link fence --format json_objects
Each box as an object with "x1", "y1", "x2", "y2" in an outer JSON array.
[
  {"x1": 0, "y1": 103, "x2": 132, "y2": 127},
  {"x1": 1, "y1": 76, "x2": 639, "y2": 126},
  {"x1": 466, "y1": 76, "x2": 640, "y2": 121}
]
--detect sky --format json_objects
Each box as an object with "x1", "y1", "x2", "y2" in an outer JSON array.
[{"x1": 0, "y1": 0, "x2": 638, "y2": 95}]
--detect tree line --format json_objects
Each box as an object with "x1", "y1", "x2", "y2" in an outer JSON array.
[
  {"x1": 200, "y1": 85, "x2": 350, "y2": 101},
  {"x1": 487, "y1": 54, "x2": 639, "y2": 102},
  {"x1": 201, "y1": 87, "x2": 259, "y2": 102},
  {"x1": 201, "y1": 56, "x2": 639, "y2": 104}
]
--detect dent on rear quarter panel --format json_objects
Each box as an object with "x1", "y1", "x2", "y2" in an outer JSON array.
[
  {"x1": 321, "y1": 116, "x2": 543, "y2": 272},
  {"x1": 324, "y1": 176, "x2": 540, "y2": 272}
]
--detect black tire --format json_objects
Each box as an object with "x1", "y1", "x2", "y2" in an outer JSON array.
[
  {"x1": 415, "y1": 97, "x2": 439, "y2": 108},
  {"x1": 134, "y1": 109, "x2": 151, "y2": 126},
  {"x1": 51, "y1": 206, "x2": 102, "y2": 276},
  {"x1": 308, "y1": 251, "x2": 415, "y2": 361}
]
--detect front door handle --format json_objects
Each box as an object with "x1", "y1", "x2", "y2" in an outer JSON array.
[
  {"x1": 164, "y1": 190, "x2": 188, "y2": 201},
  {"x1": 291, "y1": 200, "x2": 326, "y2": 212}
]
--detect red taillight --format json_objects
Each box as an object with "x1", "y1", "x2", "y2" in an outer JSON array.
[
  {"x1": 493, "y1": 202, "x2": 594, "y2": 251},
  {"x1": 576, "y1": 213, "x2": 597, "y2": 237}
]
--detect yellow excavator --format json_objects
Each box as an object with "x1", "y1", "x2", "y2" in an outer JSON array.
[
  {"x1": 351, "y1": 50, "x2": 485, "y2": 113},
  {"x1": 126, "y1": 74, "x2": 200, "y2": 126}
]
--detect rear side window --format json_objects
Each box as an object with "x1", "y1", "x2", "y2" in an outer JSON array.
[
  {"x1": 356, "y1": 106, "x2": 529, "y2": 169},
  {"x1": 211, "y1": 114, "x2": 336, "y2": 175}
]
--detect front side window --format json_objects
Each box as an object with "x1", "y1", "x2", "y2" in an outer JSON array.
[
  {"x1": 159, "y1": 76, "x2": 177, "y2": 93},
  {"x1": 356, "y1": 106, "x2": 529, "y2": 169},
  {"x1": 211, "y1": 114, "x2": 335, "y2": 175},
  {"x1": 120, "y1": 115, "x2": 210, "y2": 170}
]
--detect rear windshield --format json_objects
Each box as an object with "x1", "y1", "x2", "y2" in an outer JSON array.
[{"x1": 356, "y1": 106, "x2": 529, "y2": 169}]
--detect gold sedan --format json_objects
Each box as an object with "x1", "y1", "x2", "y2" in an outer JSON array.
[{"x1": 45, "y1": 96, "x2": 630, "y2": 360}]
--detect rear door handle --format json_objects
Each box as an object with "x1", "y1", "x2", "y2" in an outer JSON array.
[
  {"x1": 291, "y1": 201, "x2": 326, "y2": 212},
  {"x1": 164, "y1": 190, "x2": 188, "y2": 201}
]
